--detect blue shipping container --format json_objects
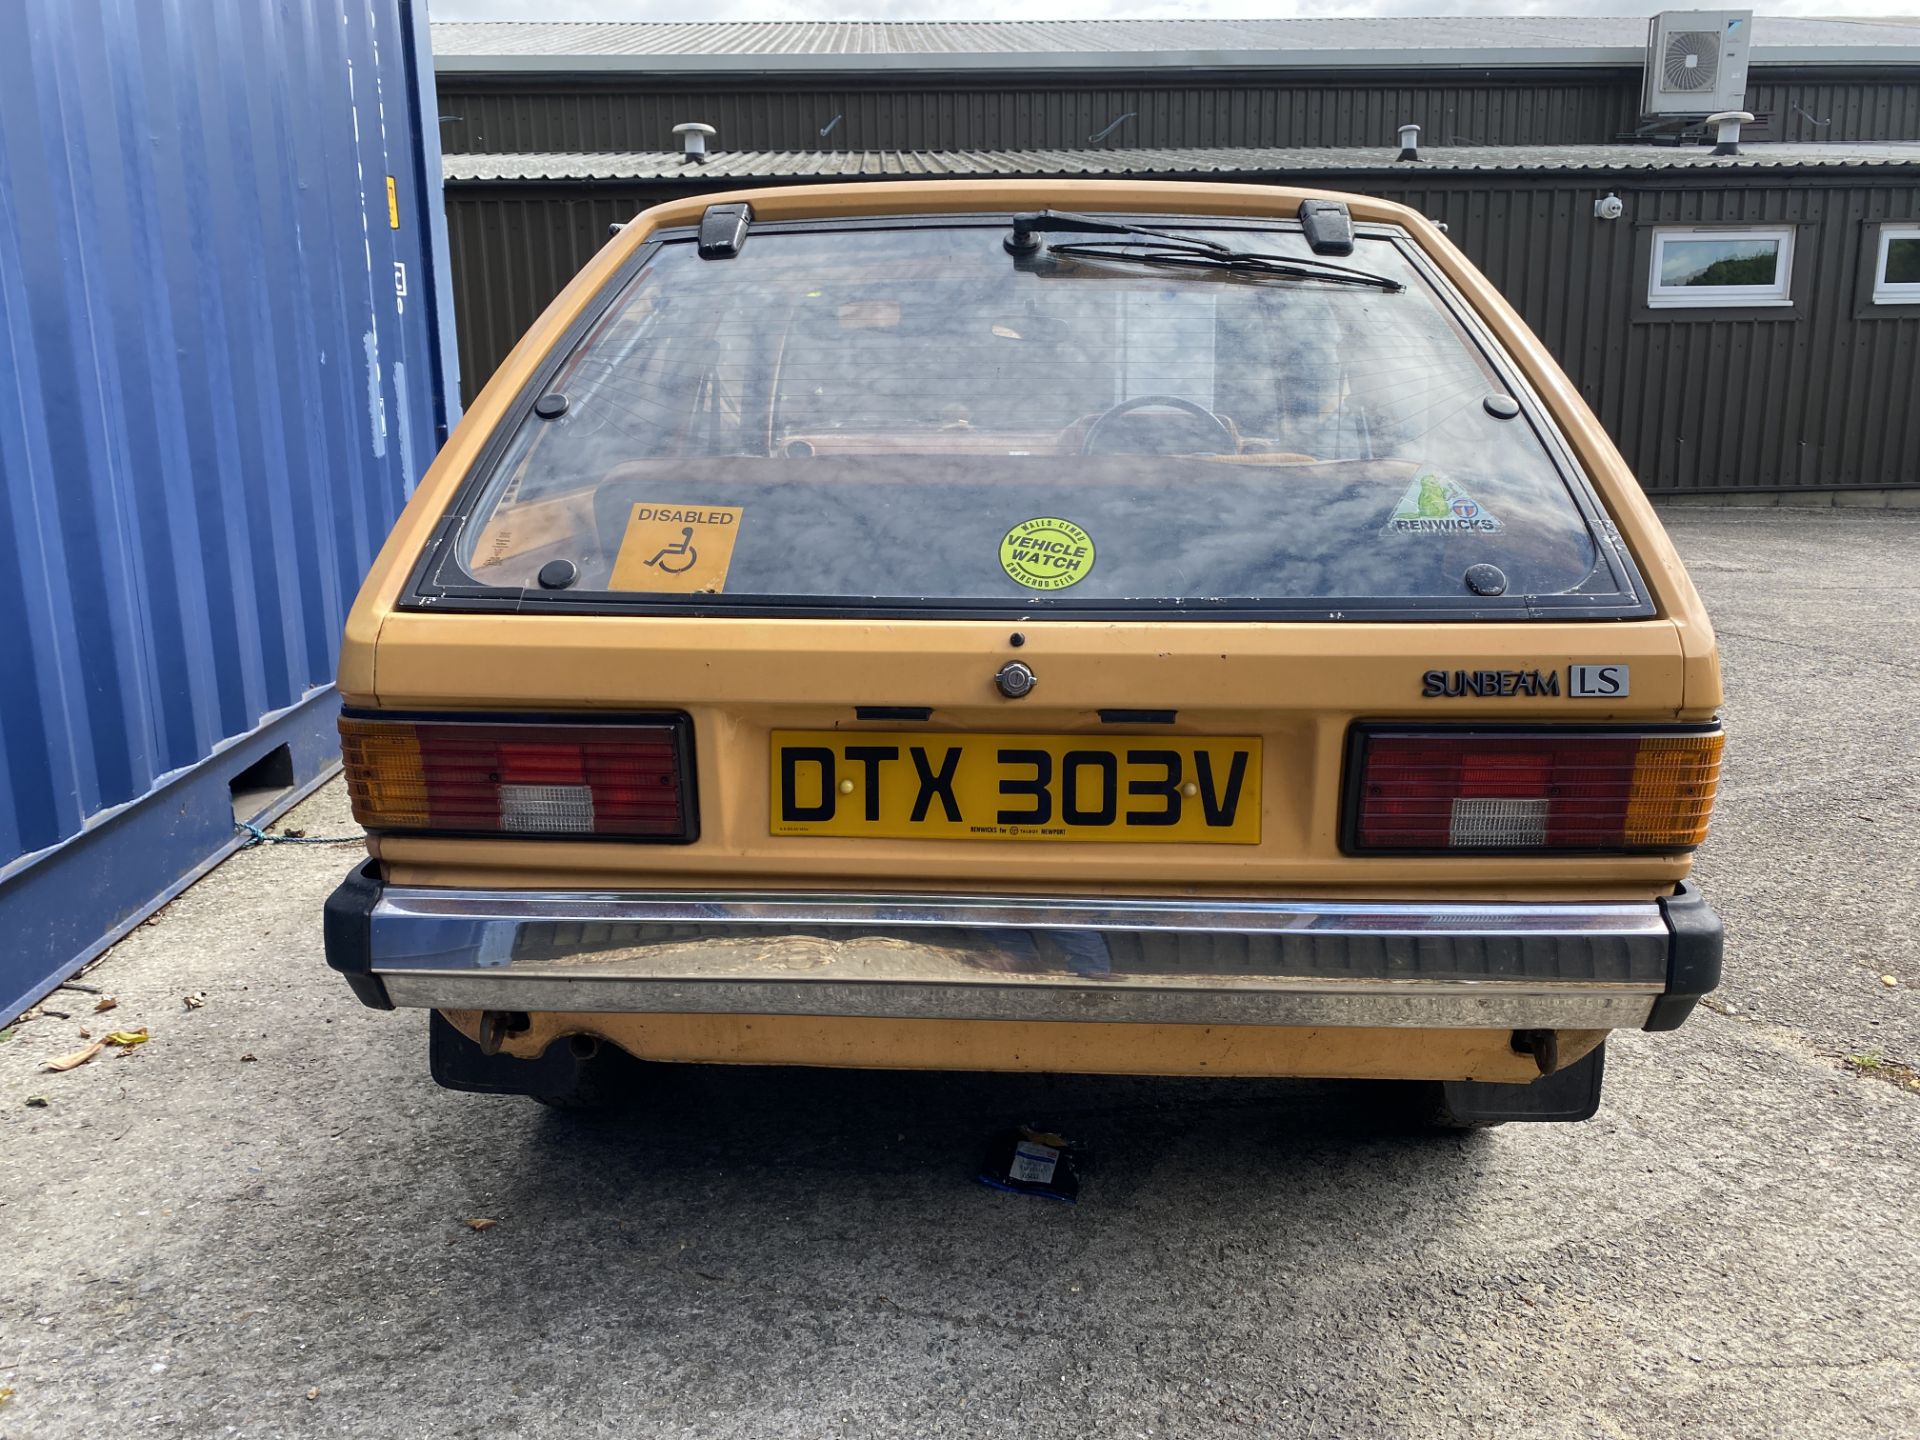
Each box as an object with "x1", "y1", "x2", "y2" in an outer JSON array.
[{"x1": 0, "y1": 0, "x2": 458, "y2": 1020}]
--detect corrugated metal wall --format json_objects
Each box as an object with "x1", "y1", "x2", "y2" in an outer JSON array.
[
  {"x1": 446, "y1": 190, "x2": 639, "y2": 412},
  {"x1": 442, "y1": 168, "x2": 1919, "y2": 495},
  {"x1": 437, "y1": 70, "x2": 1920, "y2": 155},
  {"x1": 1751, "y1": 75, "x2": 1920, "y2": 143},
  {"x1": 438, "y1": 74, "x2": 1641, "y2": 154},
  {"x1": 1385, "y1": 176, "x2": 1920, "y2": 493},
  {"x1": 0, "y1": 0, "x2": 458, "y2": 1019}
]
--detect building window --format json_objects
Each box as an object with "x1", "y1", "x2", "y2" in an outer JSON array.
[
  {"x1": 1873, "y1": 225, "x2": 1920, "y2": 305},
  {"x1": 1648, "y1": 227, "x2": 1795, "y2": 309}
]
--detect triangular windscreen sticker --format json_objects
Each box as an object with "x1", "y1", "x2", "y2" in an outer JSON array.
[{"x1": 1381, "y1": 468, "x2": 1503, "y2": 535}]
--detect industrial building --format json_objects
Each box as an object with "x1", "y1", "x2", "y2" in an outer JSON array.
[{"x1": 433, "y1": 14, "x2": 1920, "y2": 499}]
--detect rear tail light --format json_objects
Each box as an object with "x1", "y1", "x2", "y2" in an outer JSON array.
[
  {"x1": 339, "y1": 713, "x2": 695, "y2": 841},
  {"x1": 1346, "y1": 726, "x2": 1722, "y2": 854}
]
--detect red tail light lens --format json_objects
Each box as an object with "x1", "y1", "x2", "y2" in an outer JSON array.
[
  {"x1": 1347, "y1": 726, "x2": 1723, "y2": 854},
  {"x1": 339, "y1": 714, "x2": 695, "y2": 841}
]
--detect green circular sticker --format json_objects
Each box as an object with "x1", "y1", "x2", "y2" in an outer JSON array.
[{"x1": 1000, "y1": 517, "x2": 1095, "y2": 591}]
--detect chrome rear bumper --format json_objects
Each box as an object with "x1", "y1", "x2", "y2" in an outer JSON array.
[{"x1": 325, "y1": 864, "x2": 1721, "y2": 1032}]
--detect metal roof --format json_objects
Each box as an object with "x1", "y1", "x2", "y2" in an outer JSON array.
[
  {"x1": 444, "y1": 141, "x2": 1920, "y2": 185},
  {"x1": 431, "y1": 17, "x2": 1920, "y2": 74}
]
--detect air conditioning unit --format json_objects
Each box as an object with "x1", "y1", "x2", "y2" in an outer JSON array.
[{"x1": 1641, "y1": 10, "x2": 1753, "y2": 117}]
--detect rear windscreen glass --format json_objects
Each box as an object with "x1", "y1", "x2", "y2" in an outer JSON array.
[{"x1": 442, "y1": 219, "x2": 1639, "y2": 616}]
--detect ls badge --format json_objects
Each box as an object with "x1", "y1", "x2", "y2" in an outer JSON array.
[{"x1": 1569, "y1": 665, "x2": 1630, "y2": 698}]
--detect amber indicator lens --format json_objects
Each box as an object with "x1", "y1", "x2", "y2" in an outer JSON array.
[
  {"x1": 339, "y1": 716, "x2": 689, "y2": 839},
  {"x1": 1350, "y1": 727, "x2": 1723, "y2": 852}
]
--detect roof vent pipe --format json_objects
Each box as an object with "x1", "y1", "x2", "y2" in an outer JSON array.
[
  {"x1": 673, "y1": 122, "x2": 717, "y2": 164},
  {"x1": 1705, "y1": 109, "x2": 1754, "y2": 156},
  {"x1": 1396, "y1": 123, "x2": 1421, "y2": 163}
]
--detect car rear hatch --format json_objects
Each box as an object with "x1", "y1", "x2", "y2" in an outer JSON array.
[{"x1": 349, "y1": 202, "x2": 1718, "y2": 901}]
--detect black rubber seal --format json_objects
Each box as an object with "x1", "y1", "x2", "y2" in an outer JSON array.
[
  {"x1": 322, "y1": 858, "x2": 392, "y2": 1011},
  {"x1": 1646, "y1": 879, "x2": 1723, "y2": 1031}
]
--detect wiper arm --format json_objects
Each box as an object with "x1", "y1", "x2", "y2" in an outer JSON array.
[
  {"x1": 1044, "y1": 239, "x2": 1405, "y2": 293},
  {"x1": 1005, "y1": 210, "x2": 1237, "y2": 256}
]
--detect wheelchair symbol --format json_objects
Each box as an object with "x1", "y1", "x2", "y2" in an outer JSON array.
[{"x1": 646, "y1": 526, "x2": 698, "y2": 574}]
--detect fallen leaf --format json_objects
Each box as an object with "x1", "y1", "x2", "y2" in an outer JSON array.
[
  {"x1": 40, "y1": 1039, "x2": 105, "y2": 1072},
  {"x1": 183, "y1": 993, "x2": 205, "y2": 1010},
  {"x1": 94, "y1": 996, "x2": 118, "y2": 1014},
  {"x1": 24, "y1": 1095, "x2": 48, "y2": 1108},
  {"x1": 105, "y1": 1029, "x2": 149, "y2": 1048},
  {"x1": 0, "y1": 1385, "x2": 13, "y2": 1406},
  {"x1": 463, "y1": 1217, "x2": 498, "y2": 1232},
  {"x1": 0, "y1": 1027, "x2": 14, "y2": 1045}
]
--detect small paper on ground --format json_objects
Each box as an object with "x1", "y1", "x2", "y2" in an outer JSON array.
[{"x1": 40, "y1": 1040, "x2": 106, "y2": 1073}]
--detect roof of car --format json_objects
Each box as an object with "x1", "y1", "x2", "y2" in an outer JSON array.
[
  {"x1": 444, "y1": 141, "x2": 1920, "y2": 185},
  {"x1": 431, "y1": 17, "x2": 1920, "y2": 73}
]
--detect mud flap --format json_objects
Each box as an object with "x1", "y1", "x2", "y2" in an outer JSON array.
[
  {"x1": 428, "y1": 1010, "x2": 593, "y2": 1097},
  {"x1": 1433, "y1": 1043, "x2": 1606, "y2": 1126}
]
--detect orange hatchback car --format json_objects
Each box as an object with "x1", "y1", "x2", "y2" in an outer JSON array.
[{"x1": 324, "y1": 180, "x2": 1724, "y2": 1126}]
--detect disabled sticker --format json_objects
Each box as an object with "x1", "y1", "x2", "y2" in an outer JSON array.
[
  {"x1": 1000, "y1": 517, "x2": 1096, "y2": 591},
  {"x1": 1381, "y1": 468, "x2": 1503, "y2": 536},
  {"x1": 609, "y1": 503, "x2": 743, "y2": 592}
]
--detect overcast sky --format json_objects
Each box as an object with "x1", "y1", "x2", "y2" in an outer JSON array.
[{"x1": 435, "y1": 2, "x2": 1920, "y2": 22}]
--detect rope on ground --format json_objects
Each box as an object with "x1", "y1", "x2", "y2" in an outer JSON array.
[{"x1": 236, "y1": 821, "x2": 366, "y2": 849}]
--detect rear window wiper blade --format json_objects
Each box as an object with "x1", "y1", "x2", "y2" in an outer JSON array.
[
  {"x1": 1006, "y1": 210, "x2": 1403, "y2": 292},
  {"x1": 1044, "y1": 239, "x2": 1405, "y2": 293}
]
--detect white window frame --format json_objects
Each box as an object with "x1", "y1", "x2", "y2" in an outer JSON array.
[
  {"x1": 1872, "y1": 225, "x2": 1920, "y2": 306},
  {"x1": 1647, "y1": 226, "x2": 1795, "y2": 309}
]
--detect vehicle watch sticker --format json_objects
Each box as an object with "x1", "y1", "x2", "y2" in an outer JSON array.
[
  {"x1": 1381, "y1": 468, "x2": 1504, "y2": 536},
  {"x1": 609, "y1": 503, "x2": 743, "y2": 593},
  {"x1": 1000, "y1": 517, "x2": 1096, "y2": 591}
]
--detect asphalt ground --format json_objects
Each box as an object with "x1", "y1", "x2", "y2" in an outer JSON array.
[{"x1": 2, "y1": 507, "x2": 1916, "y2": 1439}]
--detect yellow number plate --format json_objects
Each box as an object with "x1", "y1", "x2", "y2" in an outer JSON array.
[{"x1": 769, "y1": 731, "x2": 1260, "y2": 844}]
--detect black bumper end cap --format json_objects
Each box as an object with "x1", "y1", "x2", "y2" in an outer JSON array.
[
  {"x1": 323, "y1": 858, "x2": 393, "y2": 1011},
  {"x1": 1646, "y1": 879, "x2": 1722, "y2": 1032}
]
